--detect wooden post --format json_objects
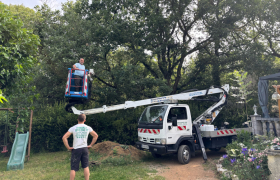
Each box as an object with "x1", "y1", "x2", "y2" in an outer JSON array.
[
  {"x1": 27, "y1": 110, "x2": 33, "y2": 161},
  {"x1": 15, "y1": 121, "x2": 18, "y2": 133},
  {"x1": 15, "y1": 109, "x2": 20, "y2": 133}
]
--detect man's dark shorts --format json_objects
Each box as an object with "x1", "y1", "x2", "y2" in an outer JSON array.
[{"x1": 71, "y1": 147, "x2": 89, "y2": 171}]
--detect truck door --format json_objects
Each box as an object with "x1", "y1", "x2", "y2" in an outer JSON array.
[{"x1": 166, "y1": 106, "x2": 192, "y2": 144}]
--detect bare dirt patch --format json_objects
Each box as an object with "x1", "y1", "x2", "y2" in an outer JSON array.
[
  {"x1": 89, "y1": 141, "x2": 146, "y2": 161},
  {"x1": 153, "y1": 149, "x2": 224, "y2": 180}
]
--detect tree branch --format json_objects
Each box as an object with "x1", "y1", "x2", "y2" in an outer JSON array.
[
  {"x1": 94, "y1": 75, "x2": 117, "y2": 89},
  {"x1": 267, "y1": 37, "x2": 280, "y2": 58}
]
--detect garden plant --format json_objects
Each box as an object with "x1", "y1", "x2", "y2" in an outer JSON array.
[{"x1": 219, "y1": 130, "x2": 273, "y2": 180}]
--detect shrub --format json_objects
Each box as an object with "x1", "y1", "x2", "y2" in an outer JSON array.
[
  {"x1": 31, "y1": 102, "x2": 77, "y2": 152},
  {"x1": 221, "y1": 131, "x2": 271, "y2": 179},
  {"x1": 222, "y1": 147, "x2": 270, "y2": 179},
  {"x1": 0, "y1": 109, "x2": 31, "y2": 152},
  {"x1": 31, "y1": 101, "x2": 141, "y2": 152}
]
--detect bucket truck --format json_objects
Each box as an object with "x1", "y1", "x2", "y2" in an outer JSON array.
[{"x1": 71, "y1": 84, "x2": 251, "y2": 164}]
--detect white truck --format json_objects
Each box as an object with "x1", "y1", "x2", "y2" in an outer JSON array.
[{"x1": 71, "y1": 84, "x2": 251, "y2": 164}]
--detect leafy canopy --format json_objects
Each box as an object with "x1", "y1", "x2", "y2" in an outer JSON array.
[{"x1": 0, "y1": 2, "x2": 40, "y2": 91}]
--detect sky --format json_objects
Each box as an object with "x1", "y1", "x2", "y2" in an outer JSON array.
[{"x1": 1, "y1": 0, "x2": 74, "y2": 10}]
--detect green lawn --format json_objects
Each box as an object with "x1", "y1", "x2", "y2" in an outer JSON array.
[{"x1": 0, "y1": 151, "x2": 164, "y2": 180}]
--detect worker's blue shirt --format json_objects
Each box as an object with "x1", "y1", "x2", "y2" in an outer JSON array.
[{"x1": 74, "y1": 63, "x2": 85, "y2": 77}]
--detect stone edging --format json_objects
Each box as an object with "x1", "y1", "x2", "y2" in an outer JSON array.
[{"x1": 266, "y1": 149, "x2": 280, "y2": 156}]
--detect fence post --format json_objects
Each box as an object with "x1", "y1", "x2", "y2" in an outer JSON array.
[
  {"x1": 27, "y1": 110, "x2": 33, "y2": 161},
  {"x1": 261, "y1": 120, "x2": 267, "y2": 135},
  {"x1": 269, "y1": 122, "x2": 274, "y2": 136},
  {"x1": 275, "y1": 121, "x2": 280, "y2": 137},
  {"x1": 250, "y1": 115, "x2": 262, "y2": 135}
]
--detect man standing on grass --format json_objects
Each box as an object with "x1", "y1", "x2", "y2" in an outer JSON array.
[{"x1": 62, "y1": 114, "x2": 98, "y2": 180}]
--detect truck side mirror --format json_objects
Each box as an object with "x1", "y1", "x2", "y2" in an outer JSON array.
[{"x1": 172, "y1": 117, "x2": 177, "y2": 126}]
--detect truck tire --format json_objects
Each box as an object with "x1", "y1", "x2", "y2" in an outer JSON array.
[
  {"x1": 151, "y1": 152, "x2": 161, "y2": 158},
  {"x1": 178, "y1": 145, "x2": 191, "y2": 164}
]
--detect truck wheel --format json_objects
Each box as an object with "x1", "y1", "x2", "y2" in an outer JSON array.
[
  {"x1": 178, "y1": 145, "x2": 191, "y2": 164},
  {"x1": 151, "y1": 152, "x2": 161, "y2": 158},
  {"x1": 209, "y1": 147, "x2": 221, "y2": 152}
]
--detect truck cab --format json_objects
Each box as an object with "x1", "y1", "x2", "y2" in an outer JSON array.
[{"x1": 136, "y1": 104, "x2": 196, "y2": 164}]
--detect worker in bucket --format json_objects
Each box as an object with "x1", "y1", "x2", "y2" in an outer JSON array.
[{"x1": 73, "y1": 58, "x2": 85, "y2": 92}]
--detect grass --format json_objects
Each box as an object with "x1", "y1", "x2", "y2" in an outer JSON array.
[{"x1": 0, "y1": 151, "x2": 164, "y2": 180}]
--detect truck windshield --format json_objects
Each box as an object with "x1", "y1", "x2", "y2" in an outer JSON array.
[{"x1": 138, "y1": 105, "x2": 168, "y2": 124}]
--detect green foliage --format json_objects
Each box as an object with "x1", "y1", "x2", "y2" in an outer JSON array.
[
  {"x1": 247, "y1": 0, "x2": 280, "y2": 61},
  {"x1": 222, "y1": 131, "x2": 271, "y2": 179},
  {"x1": 90, "y1": 105, "x2": 143, "y2": 145},
  {"x1": 0, "y1": 109, "x2": 30, "y2": 148},
  {"x1": 30, "y1": 4, "x2": 71, "y2": 103},
  {"x1": 113, "y1": 148, "x2": 118, "y2": 156},
  {"x1": 222, "y1": 146, "x2": 270, "y2": 180},
  {"x1": 92, "y1": 49, "x2": 171, "y2": 105},
  {"x1": 21, "y1": 101, "x2": 142, "y2": 152},
  {"x1": 0, "y1": 90, "x2": 7, "y2": 103},
  {"x1": 5, "y1": 4, "x2": 40, "y2": 31},
  {"x1": 232, "y1": 70, "x2": 253, "y2": 102},
  {"x1": 225, "y1": 141, "x2": 242, "y2": 157},
  {"x1": 31, "y1": 102, "x2": 78, "y2": 152},
  {"x1": 236, "y1": 130, "x2": 252, "y2": 144},
  {"x1": 211, "y1": 97, "x2": 248, "y2": 128},
  {"x1": 222, "y1": 156, "x2": 270, "y2": 180},
  {"x1": 102, "y1": 156, "x2": 134, "y2": 166},
  {"x1": 0, "y1": 2, "x2": 40, "y2": 91}
]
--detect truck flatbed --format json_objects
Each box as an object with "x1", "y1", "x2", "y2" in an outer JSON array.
[{"x1": 201, "y1": 128, "x2": 251, "y2": 138}]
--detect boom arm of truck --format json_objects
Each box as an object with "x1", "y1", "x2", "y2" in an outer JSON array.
[{"x1": 71, "y1": 84, "x2": 229, "y2": 124}]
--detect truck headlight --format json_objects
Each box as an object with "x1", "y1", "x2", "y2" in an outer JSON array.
[
  {"x1": 138, "y1": 136, "x2": 142, "y2": 141},
  {"x1": 161, "y1": 138, "x2": 166, "y2": 145},
  {"x1": 155, "y1": 138, "x2": 166, "y2": 145}
]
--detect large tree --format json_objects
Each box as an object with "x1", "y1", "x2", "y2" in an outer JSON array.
[
  {"x1": 5, "y1": 4, "x2": 41, "y2": 31},
  {"x1": 75, "y1": 0, "x2": 262, "y2": 94},
  {"x1": 30, "y1": 0, "x2": 279, "y2": 106},
  {"x1": 0, "y1": 3, "x2": 40, "y2": 91}
]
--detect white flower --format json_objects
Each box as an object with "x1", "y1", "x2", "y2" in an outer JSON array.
[{"x1": 239, "y1": 143, "x2": 245, "y2": 147}]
